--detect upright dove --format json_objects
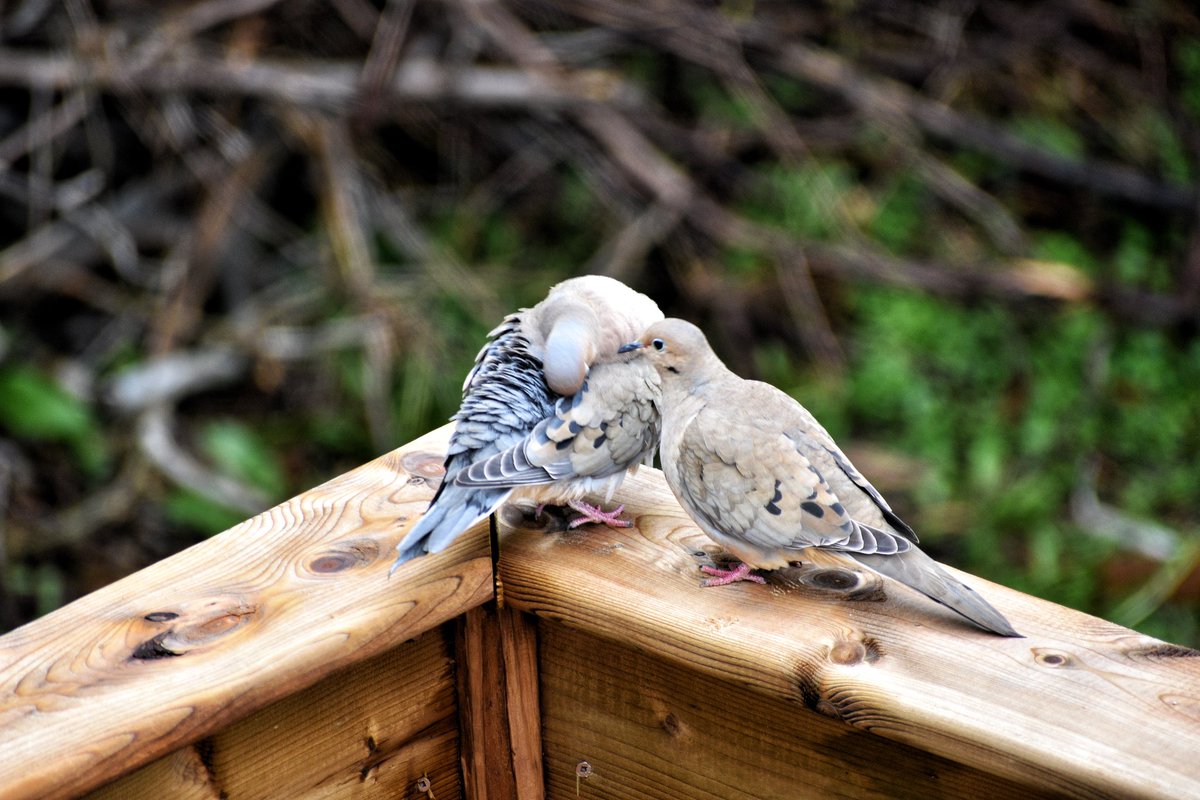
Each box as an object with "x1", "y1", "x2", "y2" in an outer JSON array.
[
  {"x1": 391, "y1": 276, "x2": 663, "y2": 570},
  {"x1": 620, "y1": 318, "x2": 1019, "y2": 637}
]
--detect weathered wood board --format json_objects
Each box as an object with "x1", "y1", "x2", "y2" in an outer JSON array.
[
  {"x1": 498, "y1": 466, "x2": 1200, "y2": 800},
  {"x1": 87, "y1": 625, "x2": 462, "y2": 800},
  {"x1": 456, "y1": 603, "x2": 545, "y2": 800},
  {"x1": 538, "y1": 620, "x2": 1061, "y2": 799},
  {"x1": 0, "y1": 424, "x2": 488, "y2": 800}
]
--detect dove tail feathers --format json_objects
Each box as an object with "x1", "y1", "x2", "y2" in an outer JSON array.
[
  {"x1": 390, "y1": 483, "x2": 511, "y2": 573},
  {"x1": 852, "y1": 549, "x2": 1021, "y2": 637}
]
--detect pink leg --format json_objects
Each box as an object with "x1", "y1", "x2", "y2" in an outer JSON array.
[
  {"x1": 566, "y1": 500, "x2": 633, "y2": 529},
  {"x1": 700, "y1": 561, "x2": 766, "y2": 587}
]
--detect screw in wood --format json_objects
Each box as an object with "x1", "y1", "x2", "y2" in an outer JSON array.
[
  {"x1": 575, "y1": 760, "x2": 592, "y2": 795},
  {"x1": 416, "y1": 773, "x2": 436, "y2": 798}
]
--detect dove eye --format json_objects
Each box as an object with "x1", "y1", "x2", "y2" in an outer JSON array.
[{"x1": 651, "y1": 338, "x2": 665, "y2": 351}]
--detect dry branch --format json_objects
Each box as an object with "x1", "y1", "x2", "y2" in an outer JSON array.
[{"x1": 0, "y1": 49, "x2": 636, "y2": 111}]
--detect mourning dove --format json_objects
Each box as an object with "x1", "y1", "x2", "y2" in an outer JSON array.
[
  {"x1": 620, "y1": 318, "x2": 1020, "y2": 637},
  {"x1": 391, "y1": 276, "x2": 663, "y2": 569}
]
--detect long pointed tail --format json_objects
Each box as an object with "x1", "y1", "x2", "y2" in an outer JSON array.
[
  {"x1": 390, "y1": 482, "x2": 511, "y2": 573},
  {"x1": 852, "y1": 548, "x2": 1021, "y2": 637}
]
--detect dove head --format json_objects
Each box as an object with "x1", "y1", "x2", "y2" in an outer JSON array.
[
  {"x1": 542, "y1": 299, "x2": 600, "y2": 395},
  {"x1": 619, "y1": 318, "x2": 722, "y2": 385}
]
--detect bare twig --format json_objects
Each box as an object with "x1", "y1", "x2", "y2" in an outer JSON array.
[
  {"x1": 768, "y1": 39, "x2": 1197, "y2": 211},
  {"x1": 585, "y1": 200, "x2": 685, "y2": 282},
  {"x1": 0, "y1": 49, "x2": 636, "y2": 111},
  {"x1": 774, "y1": 255, "x2": 846, "y2": 371},
  {"x1": 356, "y1": 0, "x2": 415, "y2": 121},
  {"x1": 137, "y1": 405, "x2": 270, "y2": 515},
  {"x1": 106, "y1": 347, "x2": 248, "y2": 413}
]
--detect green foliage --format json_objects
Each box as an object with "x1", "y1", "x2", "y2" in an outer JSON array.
[
  {"x1": 1113, "y1": 222, "x2": 1172, "y2": 291},
  {"x1": 1031, "y1": 230, "x2": 1098, "y2": 272},
  {"x1": 0, "y1": 365, "x2": 108, "y2": 476},
  {"x1": 687, "y1": 78, "x2": 755, "y2": 128},
  {"x1": 1010, "y1": 115, "x2": 1086, "y2": 160},
  {"x1": 163, "y1": 488, "x2": 248, "y2": 536},
  {"x1": 868, "y1": 173, "x2": 930, "y2": 254},
  {"x1": 747, "y1": 162, "x2": 855, "y2": 240},
  {"x1": 1175, "y1": 38, "x2": 1200, "y2": 122},
  {"x1": 1117, "y1": 108, "x2": 1194, "y2": 184},
  {"x1": 784, "y1": 270, "x2": 1199, "y2": 640},
  {"x1": 763, "y1": 74, "x2": 821, "y2": 114},
  {"x1": 199, "y1": 420, "x2": 286, "y2": 498},
  {"x1": 1105, "y1": 330, "x2": 1200, "y2": 517},
  {"x1": 4, "y1": 563, "x2": 65, "y2": 619}
]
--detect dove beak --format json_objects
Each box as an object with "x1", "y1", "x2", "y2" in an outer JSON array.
[{"x1": 618, "y1": 340, "x2": 643, "y2": 353}]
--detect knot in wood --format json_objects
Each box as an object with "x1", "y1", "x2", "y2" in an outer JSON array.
[
  {"x1": 1032, "y1": 648, "x2": 1075, "y2": 669},
  {"x1": 500, "y1": 503, "x2": 538, "y2": 530},
  {"x1": 829, "y1": 640, "x2": 867, "y2": 666},
  {"x1": 810, "y1": 568, "x2": 859, "y2": 590},
  {"x1": 814, "y1": 699, "x2": 842, "y2": 719},
  {"x1": 131, "y1": 597, "x2": 256, "y2": 659},
  {"x1": 401, "y1": 451, "x2": 447, "y2": 480},
  {"x1": 307, "y1": 538, "x2": 379, "y2": 574}
]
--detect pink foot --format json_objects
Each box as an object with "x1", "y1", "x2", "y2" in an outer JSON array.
[
  {"x1": 700, "y1": 561, "x2": 766, "y2": 587},
  {"x1": 566, "y1": 500, "x2": 633, "y2": 529}
]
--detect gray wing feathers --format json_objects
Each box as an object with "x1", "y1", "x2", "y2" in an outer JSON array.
[
  {"x1": 450, "y1": 312, "x2": 553, "y2": 458},
  {"x1": 456, "y1": 360, "x2": 660, "y2": 489},
  {"x1": 393, "y1": 312, "x2": 552, "y2": 570},
  {"x1": 391, "y1": 483, "x2": 510, "y2": 567},
  {"x1": 853, "y1": 548, "x2": 1021, "y2": 637},
  {"x1": 823, "y1": 445, "x2": 919, "y2": 543}
]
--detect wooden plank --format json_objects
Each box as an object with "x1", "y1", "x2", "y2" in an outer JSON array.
[
  {"x1": 0, "y1": 423, "x2": 493, "y2": 800},
  {"x1": 498, "y1": 604, "x2": 545, "y2": 799},
  {"x1": 538, "y1": 620, "x2": 1061, "y2": 800},
  {"x1": 497, "y1": 467, "x2": 1200, "y2": 800},
  {"x1": 455, "y1": 603, "x2": 545, "y2": 800},
  {"x1": 87, "y1": 625, "x2": 462, "y2": 800},
  {"x1": 457, "y1": 605, "x2": 520, "y2": 800}
]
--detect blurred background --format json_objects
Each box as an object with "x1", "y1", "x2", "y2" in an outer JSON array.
[{"x1": 0, "y1": 0, "x2": 1198, "y2": 645}]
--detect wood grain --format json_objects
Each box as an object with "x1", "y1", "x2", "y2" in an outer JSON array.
[
  {"x1": 498, "y1": 604, "x2": 545, "y2": 799},
  {"x1": 457, "y1": 605, "x2": 520, "y2": 800},
  {"x1": 0, "y1": 423, "x2": 491, "y2": 800},
  {"x1": 498, "y1": 466, "x2": 1200, "y2": 800},
  {"x1": 87, "y1": 626, "x2": 463, "y2": 800},
  {"x1": 539, "y1": 620, "x2": 1062, "y2": 799},
  {"x1": 455, "y1": 603, "x2": 546, "y2": 800}
]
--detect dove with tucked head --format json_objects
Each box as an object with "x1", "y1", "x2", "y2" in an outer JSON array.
[
  {"x1": 391, "y1": 276, "x2": 663, "y2": 570},
  {"x1": 620, "y1": 318, "x2": 1019, "y2": 637}
]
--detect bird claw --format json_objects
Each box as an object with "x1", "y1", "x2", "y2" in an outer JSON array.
[
  {"x1": 700, "y1": 561, "x2": 766, "y2": 587},
  {"x1": 566, "y1": 500, "x2": 633, "y2": 529}
]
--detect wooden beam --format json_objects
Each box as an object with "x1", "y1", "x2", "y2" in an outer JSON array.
[
  {"x1": 86, "y1": 626, "x2": 462, "y2": 799},
  {"x1": 498, "y1": 604, "x2": 545, "y2": 798},
  {"x1": 455, "y1": 601, "x2": 546, "y2": 800},
  {"x1": 0, "y1": 424, "x2": 492, "y2": 800},
  {"x1": 538, "y1": 620, "x2": 1059, "y2": 799},
  {"x1": 497, "y1": 467, "x2": 1200, "y2": 800}
]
